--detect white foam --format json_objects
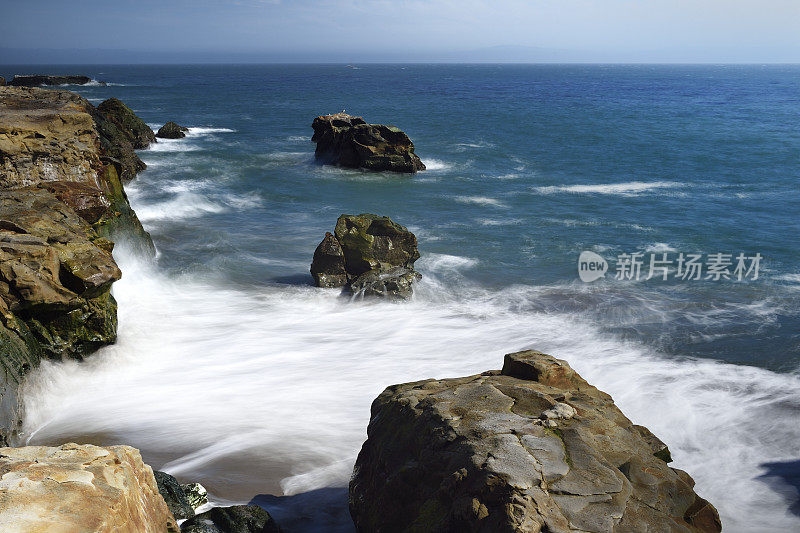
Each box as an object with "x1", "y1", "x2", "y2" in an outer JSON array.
[
  {"x1": 17, "y1": 253, "x2": 800, "y2": 531},
  {"x1": 454, "y1": 196, "x2": 507, "y2": 208},
  {"x1": 533, "y1": 181, "x2": 681, "y2": 196},
  {"x1": 423, "y1": 159, "x2": 451, "y2": 171},
  {"x1": 645, "y1": 242, "x2": 678, "y2": 253},
  {"x1": 187, "y1": 127, "x2": 236, "y2": 136},
  {"x1": 476, "y1": 218, "x2": 522, "y2": 226},
  {"x1": 133, "y1": 192, "x2": 226, "y2": 222},
  {"x1": 145, "y1": 139, "x2": 201, "y2": 153}
]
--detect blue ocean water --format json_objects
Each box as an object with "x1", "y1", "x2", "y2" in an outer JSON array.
[{"x1": 6, "y1": 64, "x2": 800, "y2": 531}]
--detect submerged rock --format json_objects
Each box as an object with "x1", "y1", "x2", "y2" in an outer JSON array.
[
  {"x1": 155, "y1": 470, "x2": 196, "y2": 520},
  {"x1": 181, "y1": 505, "x2": 281, "y2": 533},
  {"x1": 8, "y1": 74, "x2": 94, "y2": 86},
  {"x1": 310, "y1": 214, "x2": 421, "y2": 299},
  {"x1": 350, "y1": 350, "x2": 722, "y2": 532},
  {"x1": 157, "y1": 121, "x2": 189, "y2": 139},
  {"x1": 98, "y1": 97, "x2": 157, "y2": 149},
  {"x1": 0, "y1": 443, "x2": 179, "y2": 532},
  {"x1": 311, "y1": 113, "x2": 425, "y2": 173}
]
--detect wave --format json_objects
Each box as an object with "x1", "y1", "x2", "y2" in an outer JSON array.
[
  {"x1": 422, "y1": 159, "x2": 452, "y2": 171},
  {"x1": 17, "y1": 248, "x2": 800, "y2": 531},
  {"x1": 145, "y1": 139, "x2": 202, "y2": 153},
  {"x1": 454, "y1": 195, "x2": 507, "y2": 208},
  {"x1": 187, "y1": 127, "x2": 236, "y2": 135},
  {"x1": 533, "y1": 181, "x2": 682, "y2": 196}
]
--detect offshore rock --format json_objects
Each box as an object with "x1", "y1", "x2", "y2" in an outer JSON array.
[
  {"x1": 98, "y1": 97, "x2": 157, "y2": 149},
  {"x1": 8, "y1": 74, "x2": 94, "y2": 87},
  {"x1": 310, "y1": 214, "x2": 421, "y2": 299},
  {"x1": 0, "y1": 77, "x2": 5, "y2": 87},
  {"x1": 155, "y1": 470, "x2": 196, "y2": 520},
  {"x1": 350, "y1": 350, "x2": 722, "y2": 533},
  {"x1": 157, "y1": 121, "x2": 189, "y2": 139},
  {"x1": 311, "y1": 113, "x2": 425, "y2": 173},
  {"x1": 181, "y1": 505, "x2": 282, "y2": 533},
  {"x1": 0, "y1": 443, "x2": 179, "y2": 532},
  {"x1": 182, "y1": 482, "x2": 210, "y2": 510}
]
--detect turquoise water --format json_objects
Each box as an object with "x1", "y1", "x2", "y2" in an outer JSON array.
[{"x1": 7, "y1": 64, "x2": 800, "y2": 531}]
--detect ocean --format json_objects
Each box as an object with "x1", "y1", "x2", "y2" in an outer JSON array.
[{"x1": 5, "y1": 64, "x2": 799, "y2": 531}]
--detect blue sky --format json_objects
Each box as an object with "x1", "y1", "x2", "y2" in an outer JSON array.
[{"x1": 2, "y1": 0, "x2": 799, "y2": 63}]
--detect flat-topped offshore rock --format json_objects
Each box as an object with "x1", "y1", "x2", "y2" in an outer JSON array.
[
  {"x1": 0, "y1": 443, "x2": 178, "y2": 532},
  {"x1": 311, "y1": 213, "x2": 421, "y2": 299},
  {"x1": 350, "y1": 350, "x2": 722, "y2": 532},
  {"x1": 8, "y1": 74, "x2": 96, "y2": 87},
  {"x1": 311, "y1": 113, "x2": 425, "y2": 172}
]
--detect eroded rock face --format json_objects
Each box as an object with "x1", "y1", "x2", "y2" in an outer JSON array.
[
  {"x1": 97, "y1": 97, "x2": 157, "y2": 149},
  {"x1": 350, "y1": 350, "x2": 722, "y2": 532},
  {"x1": 155, "y1": 470, "x2": 195, "y2": 520},
  {"x1": 0, "y1": 443, "x2": 179, "y2": 532},
  {"x1": 310, "y1": 214, "x2": 421, "y2": 299},
  {"x1": 157, "y1": 121, "x2": 189, "y2": 139},
  {"x1": 311, "y1": 113, "x2": 425, "y2": 173},
  {"x1": 8, "y1": 75, "x2": 94, "y2": 87}
]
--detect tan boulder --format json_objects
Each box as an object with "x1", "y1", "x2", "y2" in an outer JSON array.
[{"x1": 0, "y1": 443, "x2": 178, "y2": 532}]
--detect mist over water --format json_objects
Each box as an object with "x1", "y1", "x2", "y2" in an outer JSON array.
[{"x1": 11, "y1": 64, "x2": 800, "y2": 531}]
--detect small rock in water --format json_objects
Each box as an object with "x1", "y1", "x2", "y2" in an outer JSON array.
[
  {"x1": 181, "y1": 482, "x2": 209, "y2": 510},
  {"x1": 157, "y1": 121, "x2": 189, "y2": 139},
  {"x1": 310, "y1": 213, "x2": 422, "y2": 299}
]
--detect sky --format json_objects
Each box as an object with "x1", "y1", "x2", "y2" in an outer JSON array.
[{"x1": 2, "y1": 0, "x2": 800, "y2": 63}]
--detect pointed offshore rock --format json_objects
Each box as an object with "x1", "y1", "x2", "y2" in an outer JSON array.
[
  {"x1": 157, "y1": 121, "x2": 189, "y2": 139},
  {"x1": 98, "y1": 97, "x2": 157, "y2": 149},
  {"x1": 311, "y1": 113, "x2": 425, "y2": 172},
  {"x1": 350, "y1": 350, "x2": 722, "y2": 532},
  {"x1": 310, "y1": 214, "x2": 421, "y2": 299}
]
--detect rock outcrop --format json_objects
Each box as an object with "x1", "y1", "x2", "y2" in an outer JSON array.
[
  {"x1": 181, "y1": 505, "x2": 281, "y2": 533},
  {"x1": 0, "y1": 86, "x2": 154, "y2": 444},
  {"x1": 155, "y1": 470, "x2": 196, "y2": 520},
  {"x1": 157, "y1": 121, "x2": 189, "y2": 139},
  {"x1": 97, "y1": 97, "x2": 157, "y2": 149},
  {"x1": 0, "y1": 77, "x2": 5, "y2": 87},
  {"x1": 0, "y1": 443, "x2": 179, "y2": 532},
  {"x1": 350, "y1": 350, "x2": 722, "y2": 532},
  {"x1": 310, "y1": 213, "x2": 421, "y2": 299},
  {"x1": 311, "y1": 113, "x2": 425, "y2": 173},
  {"x1": 8, "y1": 75, "x2": 95, "y2": 87}
]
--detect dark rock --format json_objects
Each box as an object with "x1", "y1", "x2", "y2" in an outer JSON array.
[
  {"x1": 0, "y1": 77, "x2": 5, "y2": 86},
  {"x1": 310, "y1": 232, "x2": 347, "y2": 288},
  {"x1": 349, "y1": 349, "x2": 722, "y2": 532},
  {"x1": 181, "y1": 505, "x2": 281, "y2": 533},
  {"x1": 8, "y1": 75, "x2": 93, "y2": 87},
  {"x1": 311, "y1": 113, "x2": 425, "y2": 173},
  {"x1": 156, "y1": 121, "x2": 189, "y2": 139},
  {"x1": 154, "y1": 470, "x2": 195, "y2": 520},
  {"x1": 310, "y1": 214, "x2": 421, "y2": 299},
  {"x1": 350, "y1": 266, "x2": 421, "y2": 300},
  {"x1": 97, "y1": 97, "x2": 156, "y2": 149}
]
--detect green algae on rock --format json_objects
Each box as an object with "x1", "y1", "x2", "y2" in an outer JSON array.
[{"x1": 97, "y1": 97, "x2": 157, "y2": 149}]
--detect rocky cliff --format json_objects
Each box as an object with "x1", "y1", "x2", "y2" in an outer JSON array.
[
  {"x1": 0, "y1": 443, "x2": 179, "y2": 532},
  {"x1": 0, "y1": 86, "x2": 154, "y2": 445},
  {"x1": 350, "y1": 350, "x2": 722, "y2": 532}
]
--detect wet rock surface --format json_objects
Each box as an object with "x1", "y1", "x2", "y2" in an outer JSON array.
[
  {"x1": 155, "y1": 470, "x2": 196, "y2": 520},
  {"x1": 310, "y1": 213, "x2": 421, "y2": 299},
  {"x1": 0, "y1": 443, "x2": 178, "y2": 532},
  {"x1": 350, "y1": 350, "x2": 722, "y2": 532},
  {"x1": 181, "y1": 505, "x2": 282, "y2": 533},
  {"x1": 97, "y1": 97, "x2": 157, "y2": 149},
  {"x1": 311, "y1": 113, "x2": 425, "y2": 172}
]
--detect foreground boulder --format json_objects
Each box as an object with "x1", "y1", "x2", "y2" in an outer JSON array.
[
  {"x1": 8, "y1": 74, "x2": 95, "y2": 87},
  {"x1": 311, "y1": 113, "x2": 425, "y2": 172},
  {"x1": 155, "y1": 470, "x2": 196, "y2": 520},
  {"x1": 350, "y1": 350, "x2": 722, "y2": 532},
  {"x1": 310, "y1": 213, "x2": 421, "y2": 299},
  {"x1": 157, "y1": 121, "x2": 189, "y2": 139},
  {"x1": 98, "y1": 97, "x2": 157, "y2": 149},
  {"x1": 0, "y1": 443, "x2": 178, "y2": 532},
  {"x1": 181, "y1": 505, "x2": 281, "y2": 533}
]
